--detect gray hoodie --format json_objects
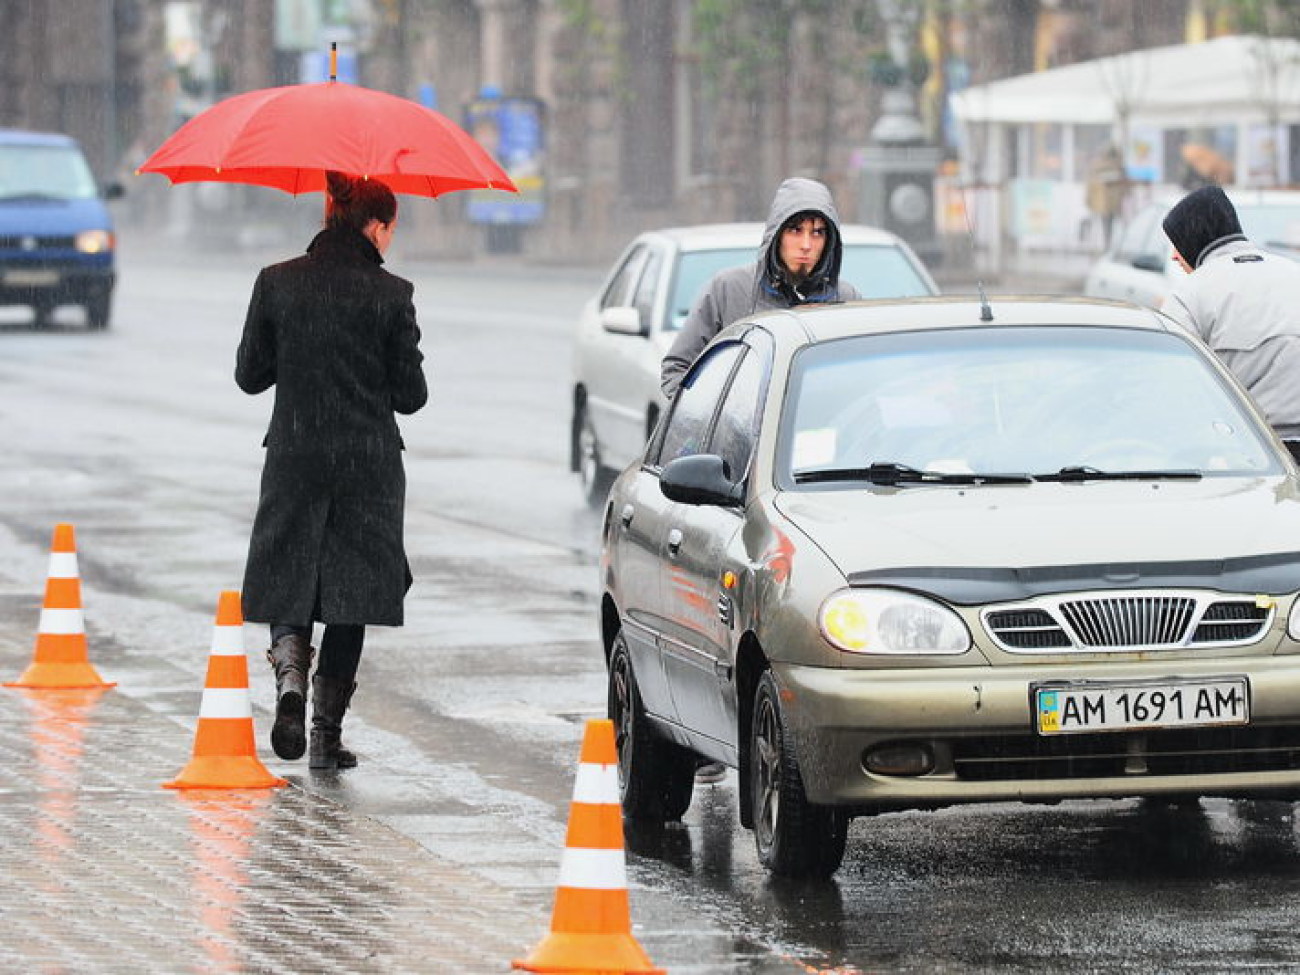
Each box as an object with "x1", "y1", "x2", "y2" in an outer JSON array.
[
  {"x1": 1161, "y1": 238, "x2": 1300, "y2": 440},
  {"x1": 660, "y1": 177, "x2": 860, "y2": 398}
]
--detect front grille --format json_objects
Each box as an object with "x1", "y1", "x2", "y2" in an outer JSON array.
[
  {"x1": 983, "y1": 591, "x2": 1273, "y2": 652},
  {"x1": 984, "y1": 608, "x2": 1071, "y2": 649},
  {"x1": 0, "y1": 235, "x2": 74, "y2": 250},
  {"x1": 952, "y1": 725, "x2": 1300, "y2": 780},
  {"x1": 1192, "y1": 601, "x2": 1272, "y2": 643},
  {"x1": 1059, "y1": 596, "x2": 1194, "y2": 647}
]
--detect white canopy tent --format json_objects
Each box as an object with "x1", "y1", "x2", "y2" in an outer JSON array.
[
  {"x1": 951, "y1": 34, "x2": 1300, "y2": 130},
  {"x1": 942, "y1": 35, "x2": 1300, "y2": 263}
]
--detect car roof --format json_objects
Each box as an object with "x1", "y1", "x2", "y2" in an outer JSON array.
[
  {"x1": 740, "y1": 294, "x2": 1179, "y2": 345},
  {"x1": 645, "y1": 221, "x2": 911, "y2": 251},
  {"x1": 1142, "y1": 188, "x2": 1300, "y2": 211},
  {"x1": 0, "y1": 128, "x2": 81, "y2": 149}
]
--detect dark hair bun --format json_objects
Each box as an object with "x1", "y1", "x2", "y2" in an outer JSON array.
[{"x1": 326, "y1": 170, "x2": 355, "y2": 205}]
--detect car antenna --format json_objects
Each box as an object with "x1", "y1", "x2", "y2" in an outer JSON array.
[{"x1": 959, "y1": 178, "x2": 994, "y2": 321}]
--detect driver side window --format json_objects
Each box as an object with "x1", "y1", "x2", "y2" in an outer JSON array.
[
  {"x1": 653, "y1": 344, "x2": 744, "y2": 468},
  {"x1": 711, "y1": 333, "x2": 771, "y2": 481}
]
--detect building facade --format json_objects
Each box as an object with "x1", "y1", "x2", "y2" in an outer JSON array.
[{"x1": 0, "y1": 0, "x2": 1270, "y2": 264}]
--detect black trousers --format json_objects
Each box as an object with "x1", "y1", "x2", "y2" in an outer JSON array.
[{"x1": 271, "y1": 622, "x2": 364, "y2": 683}]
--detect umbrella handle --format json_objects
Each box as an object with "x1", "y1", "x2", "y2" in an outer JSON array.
[{"x1": 330, "y1": 42, "x2": 337, "y2": 82}]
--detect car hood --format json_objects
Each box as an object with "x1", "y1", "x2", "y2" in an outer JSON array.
[
  {"x1": 0, "y1": 196, "x2": 112, "y2": 235},
  {"x1": 774, "y1": 477, "x2": 1300, "y2": 600}
]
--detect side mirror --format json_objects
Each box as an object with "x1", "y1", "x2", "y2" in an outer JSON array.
[
  {"x1": 1131, "y1": 253, "x2": 1165, "y2": 272},
  {"x1": 600, "y1": 306, "x2": 644, "y2": 336},
  {"x1": 102, "y1": 181, "x2": 125, "y2": 201},
  {"x1": 660, "y1": 454, "x2": 743, "y2": 507}
]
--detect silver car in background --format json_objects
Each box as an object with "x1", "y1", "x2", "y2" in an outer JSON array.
[
  {"x1": 570, "y1": 222, "x2": 938, "y2": 505},
  {"x1": 1083, "y1": 189, "x2": 1300, "y2": 308}
]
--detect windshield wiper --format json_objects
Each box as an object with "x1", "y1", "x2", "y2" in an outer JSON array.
[
  {"x1": 795, "y1": 461, "x2": 1033, "y2": 486},
  {"x1": 0, "y1": 192, "x2": 67, "y2": 203},
  {"x1": 1036, "y1": 465, "x2": 1202, "y2": 482}
]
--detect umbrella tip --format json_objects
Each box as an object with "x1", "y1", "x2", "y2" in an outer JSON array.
[{"x1": 330, "y1": 42, "x2": 337, "y2": 82}]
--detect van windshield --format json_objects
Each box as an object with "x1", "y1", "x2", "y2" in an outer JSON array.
[{"x1": 0, "y1": 144, "x2": 99, "y2": 201}]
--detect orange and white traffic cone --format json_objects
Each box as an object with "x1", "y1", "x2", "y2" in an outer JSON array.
[
  {"x1": 513, "y1": 718, "x2": 664, "y2": 975},
  {"x1": 164, "y1": 590, "x2": 285, "y2": 790},
  {"x1": 5, "y1": 523, "x2": 114, "y2": 689}
]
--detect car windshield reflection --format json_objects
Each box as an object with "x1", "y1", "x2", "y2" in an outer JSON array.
[
  {"x1": 667, "y1": 243, "x2": 935, "y2": 331},
  {"x1": 779, "y1": 325, "x2": 1280, "y2": 487}
]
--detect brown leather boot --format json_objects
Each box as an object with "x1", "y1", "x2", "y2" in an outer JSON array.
[
  {"x1": 309, "y1": 673, "x2": 357, "y2": 770},
  {"x1": 267, "y1": 634, "x2": 314, "y2": 760}
]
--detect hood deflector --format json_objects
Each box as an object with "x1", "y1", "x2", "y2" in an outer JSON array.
[{"x1": 847, "y1": 553, "x2": 1300, "y2": 606}]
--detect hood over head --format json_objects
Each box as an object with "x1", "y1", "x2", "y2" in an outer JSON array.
[
  {"x1": 759, "y1": 177, "x2": 844, "y2": 302},
  {"x1": 1162, "y1": 185, "x2": 1245, "y2": 268}
]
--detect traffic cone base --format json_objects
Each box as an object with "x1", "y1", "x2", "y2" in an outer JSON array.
[
  {"x1": 512, "y1": 933, "x2": 664, "y2": 974},
  {"x1": 164, "y1": 591, "x2": 285, "y2": 791},
  {"x1": 513, "y1": 719, "x2": 663, "y2": 975},
  {"x1": 5, "y1": 659, "x2": 114, "y2": 689},
  {"x1": 6, "y1": 523, "x2": 113, "y2": 689},
  {"x1": 164, "y1": 754, "x2": 285, "y2": 791}
]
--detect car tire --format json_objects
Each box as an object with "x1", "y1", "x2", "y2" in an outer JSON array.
[
  {"x1": 86, "y1": 291, "x2": 111, "y2": 330},
  {"x1": 576, "y1": 403, "x2": 616, "y2": 508},
  {"x1": 750, "y1": 670, "x2": 848, "y2": 878},
  {"x1": 607, "y1": 630, "x2": 695, "y2": 821}
]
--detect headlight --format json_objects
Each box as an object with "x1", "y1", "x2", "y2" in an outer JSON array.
[
  {"x1": 1287, "y1": 596, "x2": 1300, "y2": 641},
  {"x1": 819, "y1": 588, "x2": 970, "y2": 655},
  {"x1": 75, "y1": 229, "x2": 114, "y2": 254}
]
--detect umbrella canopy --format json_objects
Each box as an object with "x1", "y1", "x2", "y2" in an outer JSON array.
[{"x1": 138, "y1": 80, "x2": 517, "y2": 198}]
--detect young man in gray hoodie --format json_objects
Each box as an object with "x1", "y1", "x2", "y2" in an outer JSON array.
[
  {"x1": 660, "y1": 177, "x2": 859, "y2": 785},
  {"x1": 660, "y1": 177, "x2": 861, "y2": 399}
]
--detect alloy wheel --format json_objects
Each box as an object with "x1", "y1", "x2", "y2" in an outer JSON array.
[{"x1": 753, "y1": 692, "x2": 781, "y2": 851}]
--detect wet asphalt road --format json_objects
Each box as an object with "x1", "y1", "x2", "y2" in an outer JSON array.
[{"x1": 4, "y1": 221, "x2": 1300, "y2": 973}]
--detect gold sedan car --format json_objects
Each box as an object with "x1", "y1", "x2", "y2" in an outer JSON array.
[{"x1": 599, "y1": 295, "x2": 1300, "y2": 878}]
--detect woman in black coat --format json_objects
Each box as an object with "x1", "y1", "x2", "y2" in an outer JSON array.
[{"x1": 236, "y1": 172, "x2": 427, "y2": 769}]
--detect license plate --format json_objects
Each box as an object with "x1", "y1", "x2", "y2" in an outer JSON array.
[
  {"x1": 1034, "y1": 677, "x2": 1248, "y2": 735},
  {"x1": 3, "y1": 269, "x2": 59, "y2": 287}
]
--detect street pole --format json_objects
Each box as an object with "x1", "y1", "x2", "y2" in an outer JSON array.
[{"x1": 103, "y1": 0, "x2": 119, "y2": 181}]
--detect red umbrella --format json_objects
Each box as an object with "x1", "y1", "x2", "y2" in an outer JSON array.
[{"x1": 138, "y1": 70, "x2": 516, "y2": 198}]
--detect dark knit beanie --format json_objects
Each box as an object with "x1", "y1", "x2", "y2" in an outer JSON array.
[{"x1": 1161, "y1": 185, "x2": 1244, "y2": 268}]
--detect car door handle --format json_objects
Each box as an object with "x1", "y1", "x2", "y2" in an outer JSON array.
[
  {"x1": 667, "y1": 528, "x2": 683, "y2": 555},
  {"x1": 620, "y1": 504, "x2": 634, "y2": 527}
]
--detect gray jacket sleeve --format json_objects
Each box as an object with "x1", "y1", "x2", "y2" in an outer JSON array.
[
  {"x1": 1159, "y1": 289, "x2": 1201, "y2": 339},
  {"x1": 661, "y1": 286, "x2": 725, "y2": 399}
]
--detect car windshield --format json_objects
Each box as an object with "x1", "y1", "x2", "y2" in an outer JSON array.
[
  {"x1": 0, "y1": 144, "x2": 98, "y2": 201},
  {"x1": 779, "y1": 325, "x2": 1280, "y2": 486},
  {"x1": 667, "y1": 242, "x2": 932, "y2": 331}
]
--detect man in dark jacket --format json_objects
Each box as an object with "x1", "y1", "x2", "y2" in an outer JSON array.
[
  {"x1": 236, "y1": 172, "x2": 426, "y2": 770},
  {"x1": 660, "y1": 177, "x2": 860, "y2": 399}
]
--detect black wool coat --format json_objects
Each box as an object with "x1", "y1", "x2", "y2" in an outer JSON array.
[{"x1": 236, "y1": 225, "x2": 428, "y2": 627}]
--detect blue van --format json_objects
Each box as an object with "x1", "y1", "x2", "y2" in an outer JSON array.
[{"x1": 0, "y1": 129, "x2": 120, "y2": 329}]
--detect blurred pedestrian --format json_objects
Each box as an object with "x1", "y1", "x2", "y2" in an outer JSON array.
[
  {"x1": 236, "y1": 171, "x2": 428, "y2": 769},
  {"x1": 660, "y1": 177, "x2": 861, "y2": 399},
  {"x1": 1084, "y1": 145, "x2": 1126, "y2": 248},
  {"x1": 1160, "y1": 185, "x2": 1300, "y2": 460},
  {"x1": 1178, "y1": 142, "x2": 1234, "y2": 191}
]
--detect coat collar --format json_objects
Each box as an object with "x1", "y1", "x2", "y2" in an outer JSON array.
[{"x1": 306, "y1": 224, "x2": 384, "y2": 266}]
